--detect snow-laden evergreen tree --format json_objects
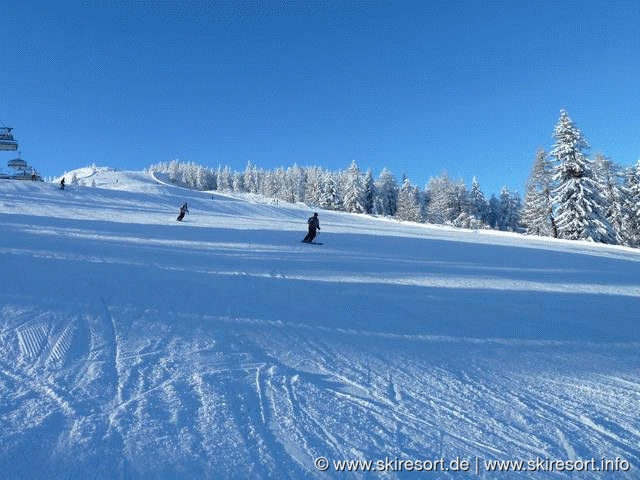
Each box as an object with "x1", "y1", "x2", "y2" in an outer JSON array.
[
  {"x1": 254, "y1": 167, "x2": 265, "y2": 194},
  {"x1": 232, "y1": 171, "x2": 245, "y2": 192},
  {"x1": 425, "y1": 173, "x2": 447, "y2": 223},
  {"x1": 420, "y1": 187, "x2": 430, "y2": 222},
  {"x1": 274, "y1": 167, "x2": 291, "y2": 202},
  {"x1": 183, "y1": 162, "x2": 198, "y2": 188},
  {"x1": 487, "y1": 194, "x2": 500, "y2": 229},
  {"x1": 168, "y1": 159, "x2": 180, "y2": 183},
  {"x1": 396, "y1": 178, "x2": 422, "y2": 222},
  {"x1": 447, "y1": 180, "x2": 478, "y2": 228},
  {"x1": 621, "y1": 160, "x2": 640, "y2": 247},
  {"x1": 414, "y1": 186, "x2": 426, "y2": 223},
  {"x1": 243, "y1": 161, "x2": 258, "y2": 194},
  {"x1": 470, "y1": 176, "x2": 488, "y2": 224},
  {"x1": 362, "y1": 168, "x2": 375, "y2": 214},
  {"x1": 320, "y1": 172, "x2": 342, "y2": 210},
  {"x1": 209, "y1": 167, "x2": 218, "y2": 191},
  {"x1": 594, "y1": 153, "x2": 624, "y2": 243},
  {"x1": 304, "y1": 167, "x2": 324, "y2": 206},
  {"x1": 426, "y1": 172, "x2": 457, "y2": 224},
  {"x1": 449, "y1": 180, "x2": 476, "y2": 228},
  {"x1": 145, "y1": 161, "x2": 167, "y2": 175},
  {"x1": 342, "y1": 160, "x2": 365, "y2": 213},
  {"x1": 497, "y1": 187, "x2": 520, "y2": 231},
  {"x1": 425, "y1": 173, "x2": 476, "y2": 227},
  {"x1": 509, "y1": 190, "x2": 522, "y2": 231},
  {"x1": 374, "y1": 168, "x2": 398, "y2": 216},
  {"x1": 195, "y1": 166, "x2": 214, "y2": 190},
  {"x1": 288, "y1": 164, "x2": 306, "y2": 203},
  {"x1": 551, "y1": 110, "x2": 614, "y2": 243},
  {"x1": 217, "y1": 165, "x2": 233, "y2": 192},
  {"x1": 262, "y1": 171, "x2": 278, "y2": 198},
  {"x1": 522, "y1": 148, "x2": 556, "y2": 237}
]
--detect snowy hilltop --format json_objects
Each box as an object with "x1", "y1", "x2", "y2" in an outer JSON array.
[{"x1": 1, "y1": 169, "x2": 639, "y2": 479}]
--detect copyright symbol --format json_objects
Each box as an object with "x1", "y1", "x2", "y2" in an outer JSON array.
[{"x1": 315, "y1": 456, "x2": 330, "y2": 471}]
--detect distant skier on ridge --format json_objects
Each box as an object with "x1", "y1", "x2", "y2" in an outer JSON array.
[
  {"x1": 177, "y1": 202, "x2": 189, "y2": 221},
  {"x1": 302, "y1": 212, "x2": 320, "y2": 243}
]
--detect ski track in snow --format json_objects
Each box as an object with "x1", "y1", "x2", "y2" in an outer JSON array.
[{"x1": 1, "y1": 170, "x2": 639, "y2": 479}]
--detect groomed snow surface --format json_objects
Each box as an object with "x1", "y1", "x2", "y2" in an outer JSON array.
[{"x1": 1, "y1": 169, "x2": 639, "y2": 479}]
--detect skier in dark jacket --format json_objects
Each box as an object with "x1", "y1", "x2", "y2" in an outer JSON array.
[
  {"x1": 176, "y1": 202, "x2": 189, "y2": 221},
  {"x1": 60, "y1": 177, "x2": 65, "y2": 190},
  {"x1": 302, "y1": 212, "x2": 320, "y2": 242}
]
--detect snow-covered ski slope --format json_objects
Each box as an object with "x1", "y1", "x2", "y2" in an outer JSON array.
[{"x1": 1, "y1": 169, "x2": 639, "y2": 479}]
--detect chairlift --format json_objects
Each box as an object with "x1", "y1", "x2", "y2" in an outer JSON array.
[
  {"x1": 0, "y1": 125, "x2": 41, "y2": 180},
  {"x1": 7, "y1": 158, "x2": 28, "y2": 169},
  {"x1": 0, "y1": 126, "x2": 18, "y2": 151},
  {"x1": 5, "y1": 153, "x2": 32, "y2": 179}
]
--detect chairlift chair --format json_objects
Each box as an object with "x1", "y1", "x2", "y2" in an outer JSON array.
[{"x1": 0, "y1": 127, "x2": 18, "y2": 151}]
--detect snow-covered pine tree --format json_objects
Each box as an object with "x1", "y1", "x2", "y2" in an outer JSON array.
[
  {"x1": 145, "y1": 161, "x2": 166, "y2": 175},
  {"x1": 470, "y1": 176, "x2": 488, "y2": 225},
  {"x1": 223, "y1": 166, "x2": 235, "y2": 191},
  {"x1": 232, "y1": 171, "x2": 245, "y2": 192},
  {"x1": 413, "y1": 186, "x2": 426, "y2": 223},
  {"x1": 396, "y1": 178, "x2": 422, "y2": 222},
  {"x1": 551, "y1": 110, "x2": 614, "y2": 243},
  {"x1": 176, "y1": 163, "x2": 186, "y2": 185},
  {"x1": 593, "y1": 153, "x2": 624, "y2": 243},
  {"x1": 168, "y1": 160, "x2": 180, "y2": 182},
  {"x1": 243, "y1": 161, "x2": 258, "y2": 194},
  {"x1": 196, "y1": 166, "x2": 214, "y2": 190},
  {"x1": 216, "y1": 165, "x2": 233, "y2": 192},
  {"x1": 487, "y1": 194, "x2": 500, "y2": 229},
  {"x1": 425, "y1": 173, "x2": 476, "y2": 227},
  {"x1": 420, "y1": 187, "x2": 430, "y2": 222},
  {"x1": 254, "y1": 167, "x2": 265, "y2": 194},
  {"x1": 262, "y1": 171, "x2": 278, "y2": 198},
  {"x1": 320, "y1": 172, "x2": 342, "y2": 210},
  {"x1": 287, "y1": 164, "x2": 306, "y2": 203},
  {"x1": 214, "y1": 165, "x2": 222, "y2": 190},
  {"x1": 184, "y1": 162, "x2": 198, "y2": 188},
  {"x1": 447, "y1": 180, "x2": 483, "y2": 230},
  {"x1": 304, "y1": 167, "x2": 323, "y2": 206},
  {"x1": 210, "y1": 168, "x2": 218, "y2": 191},
  {"x1": 363, "y1": 169, "x2": 375, "y2": 214},
  {"x1": 522, "y1": 148, "x2": 556, "y2": 237},
  {"x1": 621, "y1": 160, "x2": 640, "y2": 247},
  {"x1": 509, "y1": 190, "x2": 522, "y2": 231},
  {"x1": 374, "y1": 169, "x2": 398, "y2": 216},
  {"x1": 275, "y1": 167, "x2": 292, "y2": 202},
  {"x1": 342, "y1": 160, "x2": 365, "y2": 213},
  {"x1": 449, "y1": 180, "x2": 475, "y2": 228},
  {"x1": 426, "y1": 172, "x2": 457, "y2": 224},
  {"x1": 497, "y1": 187, "x2": 521, "y2": 231}
]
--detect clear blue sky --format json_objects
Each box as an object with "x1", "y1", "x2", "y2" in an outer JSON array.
[{"x1": 2, "y1": 0, "x2": 639, "y2": 196}]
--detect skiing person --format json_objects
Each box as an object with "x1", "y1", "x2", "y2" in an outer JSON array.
[
  {"x1": 59, "y1": 177, "x2": 65, "y2": 190},
  {"x1": 302, "y1": 212, "x2": 320, "y2": 243},
  {"x1": 176, "y1": 202, "x2": 189, "y2": 221}
]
